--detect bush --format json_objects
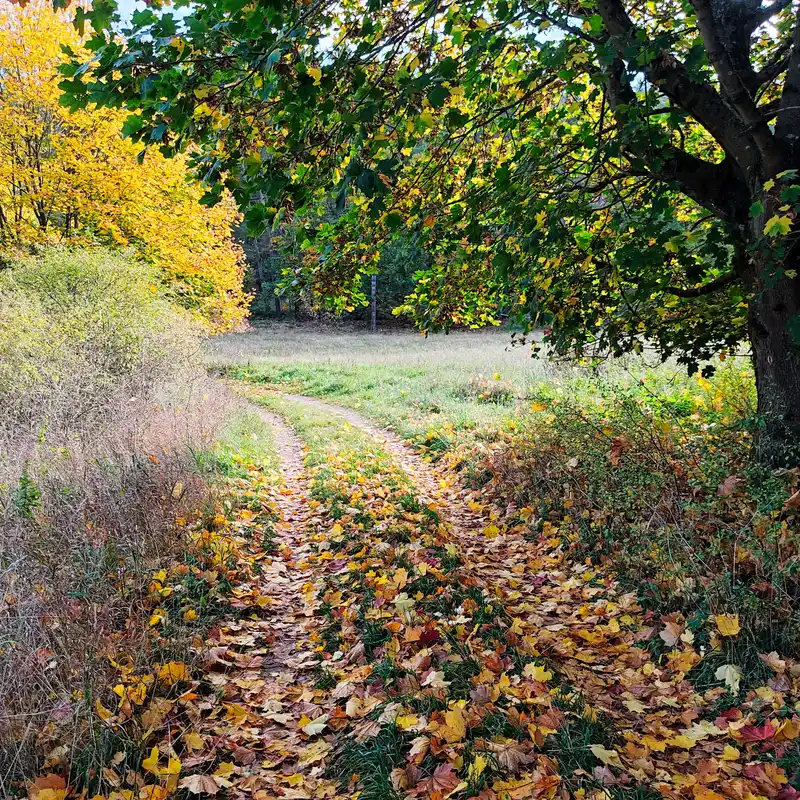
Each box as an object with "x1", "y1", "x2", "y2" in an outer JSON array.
[{"x1": 0, "y1": 248, "x2": 229, "y2": 785}]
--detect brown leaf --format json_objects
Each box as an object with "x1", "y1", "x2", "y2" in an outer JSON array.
[
  {"x1": 415, "y1": 763, "x2": 460, "y2": 796},
  {"x1": 717, "y1": 475, "x2": 742, "y2": 496},
  {"x1": 784, "y1": 489, "x2": 800, "y2": 510},
  {"x1": 179, "y1": 775, "x2": 220, "y2": 795},
  {"x1": 659, "y1": 619, "x2": 683, "y2": 647},
  {"x1": 488, "y1": 740, "x2": 534, "y2": 773}
]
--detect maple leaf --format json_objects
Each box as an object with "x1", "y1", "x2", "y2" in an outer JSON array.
[
  {"x1": 184, "y1": 732, "x2": 205, "y2": 751},
  {"x1": 158, "y1": 661, "x2": 190, "y2": 686},
  {"x1": 693, "y1": 788, "x2": 726, "y2": 800},
  {"x1": 714, "y1": 614, "x2": 740, "y2": 637},
  {"x1": 441, "y1": 702, "x2": 467, "y2": 743},
  {"x1": 721, "y1": 745, "x2": 740, "y2": 761},
  {"x1": 589, "y1": 745, "x2": 623, "y2": 768},
  {"x1": 488, "y1": 740, "x2": 534, "y2": 773},
  {"x1": 714, "y1": 663, "x2": 742, "y2": 693},
  {"x1": 739, "y1": 722, "x2": 778, "y2": 742},
  {"x1": 659, "y1": 619, "x2": 683, "y2": 647},
  {"x1": 415, "y1": 763, "x2": 461, "y2": 796},
  {"x1": 421, "y1": 670, "x2": 450, "y2": 689},
  {"x1": 522, "y1": 663, "x2": 553, "y2": 682},
  {"x1": 760, "y1": 651, "x2": 787, "y2": 673},
  {"x1": 298, "y1": 713, "x2": 328, "y2": 735},
  {"x1": 179, "y1": 774, "x2": 219, "y2": 795}
]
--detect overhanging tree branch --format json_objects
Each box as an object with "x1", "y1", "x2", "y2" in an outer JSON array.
[
  {"x1": 749, "y1": 0, "x2": 794, "y2": 31},
  {"x1": 666, "y1": 270, "x2": 738, "y2": 298},
  {"x1": 775, "y1": 5, "x2": 800, "y2": 160}
]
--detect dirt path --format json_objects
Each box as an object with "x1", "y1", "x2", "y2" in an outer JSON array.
[{"x1": 186, "y1": 407, "x2": 342, "y2": 800}]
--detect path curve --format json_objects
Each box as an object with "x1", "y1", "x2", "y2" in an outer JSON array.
[{"x1": 280, "y1": 393, "x2": 451, "y2": 513}]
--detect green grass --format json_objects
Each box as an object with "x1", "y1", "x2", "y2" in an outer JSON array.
[
  {"x1": 208, "y1": 324, "x2": 755, "y2": 462},
  {"x1": 208, "y1": 324, "x2": 800, "y2": 669},
  {"x1": 198, "y1": 407, "x2": 280, "y2": 478}
]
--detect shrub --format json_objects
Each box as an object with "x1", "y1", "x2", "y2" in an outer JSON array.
[{"x1": 0, "y1": 247, "x2": 229, "y2": 786}]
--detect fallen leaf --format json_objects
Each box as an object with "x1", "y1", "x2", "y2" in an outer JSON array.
[
  {"x1": 715, "y1": 614, "x2": 740, "y2": 637},
  {"x1": 179, "y1": 775, "x2": 219, "y2": 795}
]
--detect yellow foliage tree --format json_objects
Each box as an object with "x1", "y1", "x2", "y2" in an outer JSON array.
[{"x1": 0, "y1": 0, "x2": 249, "y2": 331}]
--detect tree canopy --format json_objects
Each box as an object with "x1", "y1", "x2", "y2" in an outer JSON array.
[
  {"x1": 0, "y1": 0, "x2": 249, "y2": 331},
  {"x1": 57, "y1": 0, "x2": 800, "y2": 457}
]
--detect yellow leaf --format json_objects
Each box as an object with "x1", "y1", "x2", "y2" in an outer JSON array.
[
  {"x1": 396, "y1": 714, "x2": 420, "y2": 730},
  {"x1": 667, "y1": 735, "x2": 696, "y2": 749},
  {"x1": 158, "y1": 661, "x2": 190, "y2": 686},
  {"x1": 467, "y1": 753, "x2": 488, "y2": 781},
  {"x1": 523, "y1": 663, "x2": 553, "y2": 682},
  {"x1": 419, "y1": 110, "x2": 435, "y2": 128},
  {"x1": 140, "y1": 787, "x2": 169, "y2": 800},
  {"x1": 213, "y1": 762, "x2": 234, "y2": 778},
  {"x1": 589, "y1": 745, "x2": 622, "y2": 767},
  {"x1": 95, "y1": 698, "x2": 113, "y2": 720},
  {"x1": 162, "y1": 756, "x2": 181, "y2": 776},
  {"x1": 224, "y1": 703, "x2": 249, "y2": 726},
  {"x1": 715, "y1": 614, "x2": 740, "y2": 637},
  {"x1": 442, "y1": 702, "x2": 467, "y2": 743},
  {"x1": 721, "y1": 745, "x2": 740, "y2": 761},
  {"x1": 149, "y1": 609, "x2": 166, "y2": 627},
  {"x1": 142, "y1": 746, "x2": 160, "y2": 775},
  {"x1": 307, "y1": 66, "x2": 322, "y2": 85},
  {"x1": 184, "y1": 732, "x2": 205, "y2": 751},
  {"x1": 694, "y1": 788, "x2": 726, "y2": 800},
  {"x1": 764, "y1": 215, "x2": 792, "y2": 236},
  {"x1": 483, "y1": 524, "x2": 500, "y2": 538}
]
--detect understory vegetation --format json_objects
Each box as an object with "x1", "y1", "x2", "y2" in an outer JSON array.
[
  {"x1": 214, "y1": 327, "x2": 800, "y2": 665},
  {"x1": 0, "y1": 248, "x2": 265, "y2": 790}
]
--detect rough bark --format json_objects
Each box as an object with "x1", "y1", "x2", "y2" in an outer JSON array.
[{"x1": 747, "y1": 246, "x2": 800, "y2": 467}]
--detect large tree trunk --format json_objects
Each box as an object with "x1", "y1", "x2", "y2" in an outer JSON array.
[{"x1": 748, "y1": 250, "x2": 800, "y2": 467}]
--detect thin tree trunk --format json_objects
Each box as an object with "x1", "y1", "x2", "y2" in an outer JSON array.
[{"x1": 370, "y1": 274, "x2": 377, "y2": 332}]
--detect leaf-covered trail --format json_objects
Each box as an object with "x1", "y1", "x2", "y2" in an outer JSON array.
[
  {"x1": 248, "y1": 393, "x2": 800, "y2": 800},
  {"x1": 150, "y1": 387, "x2": 800, "y2": 800},
  {"x1": 185, "y1": 407, "x2": 342, "y2": 799}
]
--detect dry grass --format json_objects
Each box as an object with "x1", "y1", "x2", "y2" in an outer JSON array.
[
  {"x1": 207, "y1": 321, "x2": 549, "y2": 376},
  {"x1": 0, "y1": 248, "x2": 237, "y2": 789}
]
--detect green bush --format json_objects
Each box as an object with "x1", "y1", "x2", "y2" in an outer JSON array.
[{"x1": 0, "y1": 247, "x2": 194, "y2": 429}]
